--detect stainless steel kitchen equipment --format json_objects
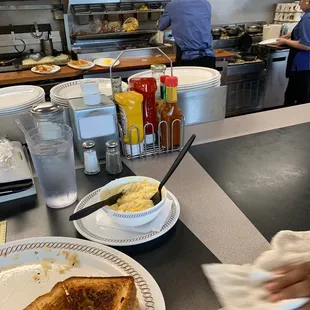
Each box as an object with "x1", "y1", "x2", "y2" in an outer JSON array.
[
  {"x1": 68, "y1": 94, "x2": 119, "y2": 162},
  {"x1": 246, "y1": 25, "x2": 263, "y2": 34},
  {"x1": 226, "y1": 62, "x2": 267, "y2": 117},
  {"x1": 178, "y1": 86, "x2": 228, "y2": 124},
  {"x1": 212, "y1": 21, "x2": 265, "y2": 49},
  {"x1": 211, "y1": 28, "x2": 223, "y2": 40},
  {"x1": 24, "y1": 49, "x2": 42, "y2": 61},
  {"x1": 204, "y1": 22, "x2": 267, "y2": 117},
  {"x1": 63, "y1": 0, "x2": 170, "y2": 61},
  {"x1": 263, "y1": 49, "x2": 289, "y2": 109},
  {"x1": 40, "y1": 38, "x2": 54, "y2": 56},
  {"x1": 224, "y1": 26, "x2": 242, "y2": 37},
  {"x1": 0, "y1": 23, "x2": 54, "y2": 73},
  {"x1": 0, "y1": 53, "x2": 22, "y2": 73}
]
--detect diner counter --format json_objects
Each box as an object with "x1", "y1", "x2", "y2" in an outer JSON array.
[
  {"x1": 0, "y1": 49, "x2": 235, "y2": 86},
  {"x1": 0, "y1": 55, "x2": 175, "y2": 86},
  {"x1": 3, "y1": 103, "x2": 310, "y2": 309},
  {"x1": 124, "y1": 103, "x2": 310, "y2": 264}
]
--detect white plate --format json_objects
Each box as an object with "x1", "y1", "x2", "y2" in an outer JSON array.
[
  {"x1": 31, "y1": 65, "x2": 61, "y2": 75},
  {"x1": 0, "y1": 86, "x2": 45, "y2": 110},
  {"x1": 178, "y1": 82, "x2": 221, "y2": 92},
  {"x1": 50, "y1": 78, "x2": 128, "y2": 100},
  {"x1": 258, "y1": 38, "x2": 278, "y2": 45},
  {"x1": 0, "y1": 107, "x2": 31, "y2": 117},
  {"x1": 0, "y1": 96, "x2": 44, "y2": 111},
  {"x1": 94, "y1": 58, "x2": 120, "y2": 68},
  {"x1": 73, "y1": 189, "x2": 180, "y2": 247},
  {"x1": 68, "y1": 61, "x2": 95, "y2": 70},
  {"x1": 0, "y1": 236, "x2": 165, "y2": 310},
  {"x1": 129, "y1": 67, "x2": 221, "y2": 88},
  {"x1": 178, "y1": 79, "x2": 221, "y2": 88}
]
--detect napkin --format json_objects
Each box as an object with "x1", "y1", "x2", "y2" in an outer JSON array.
[
  {"x1": 202, "y1": 230, "x2": 310, "y2": 310},
  {"x1": 96, "y1": 199, "x2": 173, "y2": 234}
]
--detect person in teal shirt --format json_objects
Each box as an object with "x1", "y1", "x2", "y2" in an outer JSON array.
[
  {"x1": 158, "y1": 0, "x2": 215, "y2": 68},
  {"x1": 277, "y1": 0, "x2": 310, "y2": 106}
]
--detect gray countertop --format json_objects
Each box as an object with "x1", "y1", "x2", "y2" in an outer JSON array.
[
  {"x1": 125, "y1": 103, "x2": 310, "y2": 264},
  {"x1": 2, "y1": 103, "x2": 310, "y2": 309}
]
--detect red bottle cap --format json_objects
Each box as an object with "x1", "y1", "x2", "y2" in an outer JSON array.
[
  {"x1": 165, "y1": 76, "x2": 178, "y2": 87},
  {"x1": 160, "y1": 75, "x2": 170, "y2": 84}
]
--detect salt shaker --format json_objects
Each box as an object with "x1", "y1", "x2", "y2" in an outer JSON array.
[
  {"x1": 82, "y1": 140, "x2": 100, "y2": 175},
  {"x1": 106, "y1": 140, "x2": 123, "y2": 175}
]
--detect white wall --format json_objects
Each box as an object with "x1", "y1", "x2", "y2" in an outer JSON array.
[{"x1": 210, "y1": 0, "x2": 293, "y2": 24}]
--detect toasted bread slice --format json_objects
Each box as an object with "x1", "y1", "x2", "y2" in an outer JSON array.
[{"x1": 25, "y1": 276, "x2": 137, "y2": 310}]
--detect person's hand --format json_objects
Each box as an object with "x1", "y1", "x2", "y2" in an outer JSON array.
[
  {"x1": 264, "y1": 263, "x2": 310, "y2": 309},
  {"x1": 280, "y1": 32, "x2": 292, "y2": 39},
  {"x1": 276, "y1": 38, "x2": 289, "y2": 45}
]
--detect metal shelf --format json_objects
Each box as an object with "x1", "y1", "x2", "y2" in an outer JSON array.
[
  {"x1": 74, "y1": 29, "x2": 158, "y2": 40},
  {"x1": 0, "y1": 4, "x2": 61, "y2": 10},
  {"x1": 73, "y1": 9, "x2": 164, "y2": 16}
]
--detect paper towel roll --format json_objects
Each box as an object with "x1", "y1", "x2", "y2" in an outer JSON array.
[{"x1": 263, "y1": 24, "x2": 282, "y2": 41}]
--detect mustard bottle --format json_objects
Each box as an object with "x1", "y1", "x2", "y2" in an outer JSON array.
[{"x1": 115, "y1": 91, "x2": 144, "y2": 156}]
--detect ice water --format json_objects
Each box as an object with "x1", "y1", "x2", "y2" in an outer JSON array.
[{"x1": 27, "y1": 125, "x2": 77, "y2": 209}]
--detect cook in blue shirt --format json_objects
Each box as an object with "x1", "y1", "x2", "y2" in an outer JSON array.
[
  {"x1": 158, "y1": 0, "x2": 215, "y2": 68},
  {"x1": 277, "y1": 0, "x2": 310, "y2": 106}
]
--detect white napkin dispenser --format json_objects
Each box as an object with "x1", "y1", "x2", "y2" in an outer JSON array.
[{"x1": 68, "y1": 95, "x2": 119, "y2": 162}]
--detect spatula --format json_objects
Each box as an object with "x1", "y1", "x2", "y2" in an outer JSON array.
[
  {"x1": 69, "y1": 192, "x2": 123, "y2": 221},
  {"x1": 151, "y1": 134, "x2": 196, "y2": 206}
]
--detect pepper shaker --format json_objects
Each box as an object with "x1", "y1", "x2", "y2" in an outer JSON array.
[
  {"x1": 82, "y1": 140, "x2": 100, "y2": 175},
  {"x1": 106, "y1": 140, "x2": 123, "y2": 175}
]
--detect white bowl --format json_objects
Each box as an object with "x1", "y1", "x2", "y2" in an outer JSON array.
[{"x1": 98, "y1": 176, "x2": 167, "y2": 227}]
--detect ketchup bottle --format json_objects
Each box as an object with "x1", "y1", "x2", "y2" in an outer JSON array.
[{"x1": 130, "y1": 77, "x2": 158, "y2": 144}]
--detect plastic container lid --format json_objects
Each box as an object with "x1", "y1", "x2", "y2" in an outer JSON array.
[
  {"x1": 160, "y1": 75, "x2": 170, "y2": 84},
  {"x1": 114, "y1": 91, "x2": 143, "y2": 104},
  {"x1": 165, "y1": 76, "x2": 178, "y2": 87}
]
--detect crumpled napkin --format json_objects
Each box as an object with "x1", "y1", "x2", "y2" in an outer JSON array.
[
  {"x1": 96, "y1": 199, "x2": 173, "y2": 234},
  {"x1": 202, "y1": 230, "x2": 310, "y2": 310}
]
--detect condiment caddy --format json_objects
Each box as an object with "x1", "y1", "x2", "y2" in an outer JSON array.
[
  {"x1": 108, "y1": 47, "x2": 184, "y2": 160},
  {"x1": 118, "y1": 115, "x2": 185, "y2": 159}
]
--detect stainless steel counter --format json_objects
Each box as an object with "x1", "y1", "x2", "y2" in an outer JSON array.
[{"x1": 264, "y1": 49, "x2": 290, "y2": 109}]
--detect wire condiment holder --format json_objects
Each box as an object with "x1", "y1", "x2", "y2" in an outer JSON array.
[
  {"x1": 110, "y1": 47, "x2": 184, "y2": 160},
  {"x1": 118, "y1": 117, "x2": 185, "y2": 160}
]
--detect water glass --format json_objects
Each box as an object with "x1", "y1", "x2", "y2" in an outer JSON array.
[{"x1": 26, "y1": 124, "x2": 77, "y2": 209}]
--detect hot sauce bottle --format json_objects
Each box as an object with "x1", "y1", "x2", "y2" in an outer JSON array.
[{"x1": 161, "y1": 76, "x2": 183, "y2": 150}]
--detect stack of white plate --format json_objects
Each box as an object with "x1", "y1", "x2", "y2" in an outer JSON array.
[
  {"x1": 0, "y1": 86, "x2": 45, "y2": 116},
  {"x1": 50, "y1": 78, "x2": 128, "y2": 106},
  {"x1": 129, "y1": 66, "x2": 222, "y2": 92}
]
